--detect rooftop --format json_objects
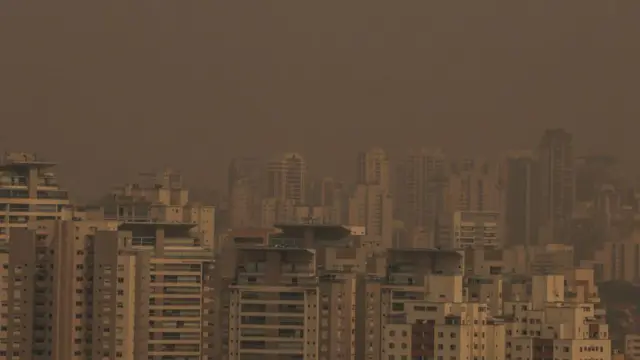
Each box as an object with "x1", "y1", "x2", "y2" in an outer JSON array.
[{"x1": 0, "y1": 152, "x2": 56, "y2": 169}]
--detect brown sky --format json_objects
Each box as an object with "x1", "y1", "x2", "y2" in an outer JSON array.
[{"x1": 1, "y1": 1, "x2": 639, "y2": 199}]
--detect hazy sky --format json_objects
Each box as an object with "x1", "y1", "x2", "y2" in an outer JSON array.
[{"x1": 1, "y1": 1, "x2": 639, "y2": 199}]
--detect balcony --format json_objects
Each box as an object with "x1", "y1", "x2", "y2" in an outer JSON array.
[
  {"x1": 131, "y1": 236, "x2": 156, "y2": 247},
  {"x1": 0, "y1": 176, "x2": 27, "y2": 187},
  {"x1": 36, "y1": 190, "x2": 68, "y2": 200}
]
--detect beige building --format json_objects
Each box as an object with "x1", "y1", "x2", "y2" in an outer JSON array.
[
  {"x1": 435, "y1": 210, "x2": 500, "y2": 249},
  {"x1": 0, "y1": 152, "x2": 71, "y2": 244},
  {"x1": 228, "y1": 157, "x2": 263, "y2": 228},
  {"x1": 260, "y1": 197, "x2": 296, "y2": 227},
  {"x1": 217, "y1": 224, "x2": 367, "y2": 360},
  {"x1": 348, "y1": 184, "x2": 393, "y2": 249},
  {"x1": 265, "y1": 153, "x2": 306, "y2": 205},
  {"x1": 3, "y1": 219, "x2": 215, "y2": 360},
  {"x1": 464, "y1": 243, "x2": 574, "y2": 276},
  {"x1": 260, "y1": 153, "x2": 307, "y2": 227},
  {"x1": 307, "y1": 177, "x2": 347, "y2": 224},
  {"x1": 94, "y1": 169, "x2": 215, "y2": 250},
  {"x1": 626, "y1": 334, "x2": 640, "y2": 360},
  {"x1": 357, "y1": 147, "x2": 391, "y2": 191},
  {"x1": 501, "y1": 272, "x2": 611, "y2": 360},
  {"x1": 592, "y1": 230, "x2": 640, "y2": 282},
  {"x1": 6, "y1": 220, "x2": 118, "y2": 360},
  {"x1": 0, "y1": 248, "x2": 10, "y2": 357},
  {"x1": 446, "y1": 159, "x2": 502, "y2": 213},
  {"x1": 395, "y1": 148, "x2": 448, "y2": 235}
]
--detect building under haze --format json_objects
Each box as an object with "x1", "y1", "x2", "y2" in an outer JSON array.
[
  {"x1": 265, "y1": 153, "x2": 306, "y2": 205},
  {"x1": 228, "y1": 157, "x2": 263, "y2": 228},
  {"x1": 0, "y1": 152, "x2": 71, "y2": 245},
  {"x1": 356, "y1": 147, "x2": 391, "y2": 191},
  {"x1": 3, "y1": 218, "x2": 215, "y2": 360},
  {"x1": 93, "y1": 169, "x2": 216, "y2": 250},
  {"x1": 504, "y1": 151, "x2": 540, "y2": 246},
  {"x1": 261, "y1": 153, "x2": 307, "y2": 226},
  {"x1": 538, "y1": 128, "x2": 575, "y2": 244},
  {"x1": 348, "y1": 183, "x2": 393, "y2": 248},
  {"x1": 395, "y1": 148, "x2": 448, "y2": 236},
  {"x1": 446, "y1": 158, "x2": 502, "y2": 214}
]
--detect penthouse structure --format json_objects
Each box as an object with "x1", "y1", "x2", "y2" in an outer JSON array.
[
  {"x1": 0, "y1": 152, "x2": 71, "y2": 244},
  {"x1": 92, "y1": 169, "x2": 215, "y2": 250}
]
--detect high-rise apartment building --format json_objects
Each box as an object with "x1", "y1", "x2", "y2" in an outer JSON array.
[
  {"x1": 260, "y1": 197, "x2": 296, "y2": 227},
  {"x1": 261, "y1": 153, "x2": 307, "y2": 227},
  {"x1": 3, "y1": 218, "x2": 215, "y2": 360},
  {"x1": 350, "y1": 148, "x2": 394, "y2": 248},
  {"x1": 538, "y1": 128, "x2": 575, "y2": 244},
  {"x1": 0, "y1": 248, "x2": 8, "y2": 357},
  {"x1": 504, "y1": 151, "x2": 539, "y2": 246},
  {"x1": 446, "y1": 159, "x2": 501, "y2": 213},
  {"x1": 266, "y1": 153, "x2": 306, "y2": 205},
  {"x1": 348, "y1": 184, "x2": 393, "y2": 248},
  {"x1": 5, "y1": 220, "x2": 119, "y2": 360},
  {"x1": 435, "y1": 211, "x2": 500, "y2": 249},
  {"x1": 217, "y1": 224, "x2": 366, "y2": 360},
  {"x1": 306, "y1": 177, "x2": 347, "y2": 224},
  {"x1": 395, "y1": 148, "x2": 448, "y2": 233},
  {"x1": 356, "y1": 147, "x2": 390, "y2": 191},
  {"x1": 0, "y1": 152, "x2": 71, "y2": 244},
  {"x1": 228, "y1": 157, "x2": 263, "y2": 228}
]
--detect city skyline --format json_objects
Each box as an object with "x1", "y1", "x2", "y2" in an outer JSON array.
[
  {"x1": 2, "y1": 1, "x2": 640, "y2": 197},
  {"x1": 0, "y1": 133, "x2": 626, "y2": 204},
  {"x1": 1, "y1": 1, "x2": 639, "y2": 359}
]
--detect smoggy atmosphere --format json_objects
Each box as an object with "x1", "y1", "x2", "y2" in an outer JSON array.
[{"x1": 1, "y1": 1, "x2": 639, "y2": 199}]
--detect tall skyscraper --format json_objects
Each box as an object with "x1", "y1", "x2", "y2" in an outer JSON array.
[
  {"x1": 261, "y1": 153, "x2": 307, "y2": 226},
  {"x1": 5, "y1": 218, "x2": 215, "y2": 360},
  {"x1": 351, "y1": 148, "x2": 394, "y2": 247},
  {"x1": 538, "y1": 128, "x2": 575, "y2": 244},
  {"x1": 446, "y1": 159, "x2": 501, "y2": 213},
  {"x1": 228, "y1": 157, "x2": 263, "y2": 228},
  {"x1": 356, "y1": 147, "x2": 390, "y2": 191},
  {"x1": 504, "y1": 151, "x2": 539, "y2": 246},
  {"x1": 303, "y1": 177, "x2": 347, "y2": 224},
  {"x1": 395, "y1": 148, "x2": 447, "y2": 232},
  {"x1": 266, "y1": 153, "x2": 306, "y2": 204},
  {"x1": 348, "y1": 184, "x2": 393, "y2": 248}
]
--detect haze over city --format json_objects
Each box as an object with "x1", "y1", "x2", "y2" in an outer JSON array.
[
  {"x1": 2, "y1": 1, "x2": 640, "y2": 200},
  {"x1": 2, "y1": 2, "x2": 640, "y2": 360}
]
